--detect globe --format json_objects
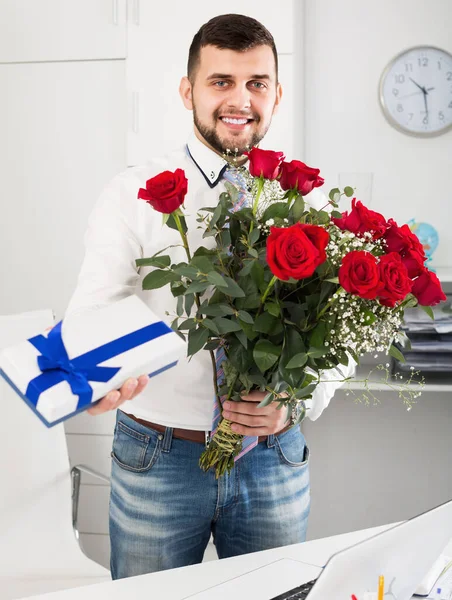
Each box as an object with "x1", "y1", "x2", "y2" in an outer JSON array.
[{"x1": 407, "y1": 220, "x2": 439, "y2": 263}]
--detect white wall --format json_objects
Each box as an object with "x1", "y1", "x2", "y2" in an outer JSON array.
[{"x1": 299, "y1": 0, "x2": 452, "y2": 267}]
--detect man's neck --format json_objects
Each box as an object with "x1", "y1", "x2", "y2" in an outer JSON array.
[{"x1": 193, "y1": 126, "x2": 248, "y2": 167}]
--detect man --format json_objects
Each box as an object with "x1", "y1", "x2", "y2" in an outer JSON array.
[{"x1": 66, "y1": 14, "x2": 353, "y2": 579}]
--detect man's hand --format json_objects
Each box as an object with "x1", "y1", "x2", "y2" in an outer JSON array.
[
  {"x1": 87, "y1": 375, "x2": 149, "y2": 415},
  {"x1": 222, "y1": 390, "x2": 289, "y2": 436}
]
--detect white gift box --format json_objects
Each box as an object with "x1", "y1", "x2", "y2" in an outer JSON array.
[{"x1": 0, "y1": 295, "x2": 186, "y2": 427}]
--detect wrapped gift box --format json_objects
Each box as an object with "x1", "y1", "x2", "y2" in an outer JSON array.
[{"x1": 0, "y1": 295, "x2": 186, "y2": 427}]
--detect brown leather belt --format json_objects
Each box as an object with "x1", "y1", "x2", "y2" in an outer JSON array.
[{"x1": 127, "y1": 413, "x2": 290, "y2": 444}]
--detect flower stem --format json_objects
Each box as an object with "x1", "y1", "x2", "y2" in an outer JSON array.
[
  {"x1": 261, "y1": 275, "x2": 278, "y2": 304},
  {"x1": 249, "y1": 177, "x2": 264, "y2": 234},
  {"x1": 173, "y1": 212, "x2": 192, "y2": 262},
  {"x1": 317, "y1": 286, "x2": 345, "y2": 319}
]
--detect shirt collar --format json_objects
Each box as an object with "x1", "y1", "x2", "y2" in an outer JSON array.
[{"x1": 186, "y1": 131, "x2": 229, "y2": 188}]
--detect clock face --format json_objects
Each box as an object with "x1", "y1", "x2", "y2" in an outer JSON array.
[{"x1": 379, "y1": 46, "x2": 452, "y2": 136}]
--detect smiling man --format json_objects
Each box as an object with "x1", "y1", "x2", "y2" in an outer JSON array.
[{"x1": 66, "y1": 13, "x2": 352, "y2": 580}]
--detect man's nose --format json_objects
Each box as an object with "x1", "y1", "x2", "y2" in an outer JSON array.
[{"x1": 225, "y1": 84, "x2": 251, "y2": 111}]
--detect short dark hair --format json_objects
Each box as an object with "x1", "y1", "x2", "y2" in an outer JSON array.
[{"x1": 187, "y1": 14, "x2": 278, "y2": 82}]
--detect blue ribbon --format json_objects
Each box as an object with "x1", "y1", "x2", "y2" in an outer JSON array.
[{"x1": 26, "y1": 319, "x2": 171, "y2": 410}]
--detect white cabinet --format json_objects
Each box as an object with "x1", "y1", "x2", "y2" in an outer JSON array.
[
  {"x1": 0, "y1": 60, "x2": 127, "y2": 319},
  {"x1": 126, "y1": 0, "x2": 295, "y2": 165},
  {"x1": 0, "y1": 0, "x2": 127, "y2": 62}
]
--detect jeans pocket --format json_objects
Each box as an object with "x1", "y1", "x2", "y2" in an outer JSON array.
[
  {"x1": 275, "y1": 427, "x2": 310, "y2": 468},
  {"x1": 111, "y1": 419, "x2": 162, "y2": 473}
]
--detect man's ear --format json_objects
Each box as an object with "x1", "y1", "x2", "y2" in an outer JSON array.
[
  {"x1": 179, "y1": 76, "x2": 193, "y2": 110},
  {"x1": 272, "y1": 82, "x2": 283, "y2": 116}
]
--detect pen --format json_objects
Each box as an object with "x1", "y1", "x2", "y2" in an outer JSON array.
[
  {"x1": 351, "y1": 595, "x2": 358, "y2": 600},
  {"x1": 378, "y1": 575, "x2": 384, "y2": 600}
]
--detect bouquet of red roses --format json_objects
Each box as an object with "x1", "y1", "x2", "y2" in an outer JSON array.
[{"x1": 137, "y1": 148, "x2": 445, "y2": 477}]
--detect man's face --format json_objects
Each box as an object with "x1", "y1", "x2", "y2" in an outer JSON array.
[{"x1": 180, "y1": 44, "x2": 282, "y2": 157}]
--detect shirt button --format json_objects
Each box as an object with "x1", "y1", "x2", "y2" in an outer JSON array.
[{"x1": 210, "y1": 171, "x2": 215, "y2": 179}]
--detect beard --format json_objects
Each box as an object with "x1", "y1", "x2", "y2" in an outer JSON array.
[{"x1": 193, "y1": 106, "x2": 271, "y2": 156}]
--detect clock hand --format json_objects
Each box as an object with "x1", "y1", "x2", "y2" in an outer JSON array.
[
  {"x1": 399, "y1": 88, "x2": 434, "y2": 100},
  {"x1": 409, "y1": 77, "x2": 425, "y2": 93}
]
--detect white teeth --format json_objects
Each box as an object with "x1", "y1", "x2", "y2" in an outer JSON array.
[{"x1": 222, "y1": 117, "x2": 248, "y2": 125}]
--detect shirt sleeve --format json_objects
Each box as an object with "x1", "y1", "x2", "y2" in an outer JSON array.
[
  {"x1": 305, "y1": 356, "x2": 356, "y2": 421},
  {"x1": 65, "y1": 172, "x2": 145, "y2": 318}
]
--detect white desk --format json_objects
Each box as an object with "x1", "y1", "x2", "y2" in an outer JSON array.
[{"x1": 26, "y1": 523, "x2": 452, "y2": 600}]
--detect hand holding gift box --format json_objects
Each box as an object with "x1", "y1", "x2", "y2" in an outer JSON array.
[{"x1": 0, "y1": 295, "x2": 186, "y2": 427}]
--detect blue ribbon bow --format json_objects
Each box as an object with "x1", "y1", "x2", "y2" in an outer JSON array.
[{"x1": 26, "y1": 319, "x2": 171, "y2": 410}]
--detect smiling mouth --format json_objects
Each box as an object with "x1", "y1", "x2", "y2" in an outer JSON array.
[{"x1": 219, "y1": 116, "x2": 254, "y2": 126}]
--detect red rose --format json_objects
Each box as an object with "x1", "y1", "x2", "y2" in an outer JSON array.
[
  {"x1": 138, "y1": 168, "x2": 188, "y2": 214},
  {"x1": 378, "y1": 252, "x2": 412, "y2": 307},
  {"x1": 338, "y1": 251, "x2": 382, "y2": 299},
  {"x1": 383, "y1": 219, "x2": 426, "y2": 277},
  {"x1": 332, "y1": 199, "x2": 387, "y2": 240},
  {"x1": 412, "y1": 270, "x2": 446, "y2": 306},
  {"x1": 401, "y1": 247, "x2": 426, "y2": 278},
  {"x1": 279, "y1": 160, "x2": 325, "y2": 195},
  {"x1": 266, "y1": 223, "x2": 329, "y2": 281},
  {"x1": 244, "y1": 147, "x2": 285, "y2": 180}
]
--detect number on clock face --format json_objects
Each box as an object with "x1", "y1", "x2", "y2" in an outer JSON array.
[{"x1": 379, "y1": 46, "x2": 452, "y2": 136}]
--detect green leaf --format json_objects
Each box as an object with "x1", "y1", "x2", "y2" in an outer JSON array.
[
  {"x1": 228, "y1": 339, "x2": 253, "y2": 371},
  {"x1": 199, "y1": 303, "x2": 235, "y2": 317},
  {"x1": 173, "y1": 264, "x2": 199, "y2": 278},
  {"x1": 238, "y1": 260, "x2": 254, "y2": 277},
  {"x1": 325, "y1": 277, "x2": 339, "y2": 284},
  {"x1": 254, "y1": 312, "x2": 279, "y2": 334},
  {"x1": 294, "y1": 383, "x2": 318, "y2": 399},
  {"x1": 167, "y1": 213, "x2": 187, "y2": 233},
  {"x1": 317, "y1": 210, "x2": 330, "y2": 225},
  {"x1": 220, "y1": 276, "x2": 246, "y2": 298},
  {"x1": 344, "y1": 186, "x2": 354, "y2": 197},
  {"x1": 332, "y1": 210, "x2": 343, "y2": 219},
  {"x1": 234, "y1": 329, "x2": 248, "y2": 349},
  {"x1": 202, "y1": 318, "x2": 220, "y2": 335},
  {"x1": 248, "y1": 228, "x2": 260, "y2": 246},
  {"x1": 190, "y1": 255, "x2": 216, "y2": 274},
  {"x1": 257, "y1": 392, "x2": 275, "y2": 408},
  {"x1": 204, "y1": 340, "x2": 221, "y2": 351},
  {"x1": 279, "y1": 329, "x2": 306, "y2": 388},
  {"x1": 286, "y1": 352, "x2": 308, "y2": 369},
  {"x1": 170, "y1": 281, "x2": 186, "y2": 297},
  {"x1": 239, "y1": 319, "x2": 258, "y2": 341},
  {"x1": 178, "y1": 318, "x2": 197, "y2": 330},
  {"x1": 253, "y1": 339, "x2": 282, "y2": 373},
  {"x1": 136, "y1": 254, "x2": 171, "y2": 268},
  {"x1": 142, "y1": 269, "x2": 180, "y2": 290},
  {"x1": 188, "y1": 327, "x2": 209, "y2": 356},
  {"x1": 237, "y1": 310, "x2": 254, "y2": 324},
  {"x1": 329, "y1": 187, "x2": 340, "y2": 201},
  {"x1": 308, "y1": 347, "x2": 327, "y2": 358},
  {"x1": 176, "y1": 295, "x2": 184, "y2": 317},
  {"x1": 184, "y1": 294, "x2": 195, "y2": 316},
  {"x1": 266, "y1": 302, "x2": 280, "y2": 317},
  {"x1": 207, "y1": 271, "x2": 229, "y2": 288},
  {"x1": 184, "y1": 280, "x2": 210, "y2": 294},
  {"x1": 420, "y1": 305, "x2": 434, "y2": 320},
  {"x1": 212, "y1": 317, "x2": 242, "y2": 334},
  {"x1": 291, "y1": 195, "x2": 305, "y2": 221},
  {"x1": 262, "y1": 202, "x2": 290, "y2": 224},
  {"x1": 248, "y1": 248, "x2": 259, "y2": 259},
  {"x1": 388, "y1": 344, "x2": 405, "y2": 363},
  {"x1": 309, "y1": 322, "x2": 326, "y2": 348}
]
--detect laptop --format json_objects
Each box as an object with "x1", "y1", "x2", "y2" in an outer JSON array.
[{"x1": 185, "y1": 499, "x2": 452, "y2": 600}]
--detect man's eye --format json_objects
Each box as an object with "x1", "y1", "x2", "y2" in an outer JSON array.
[
  {"x1": 251, "y1": 82, "x2": 266, "y2": 89},
  {"x1": 214, "y1": 81, "x2": 229, "y2": 87}
]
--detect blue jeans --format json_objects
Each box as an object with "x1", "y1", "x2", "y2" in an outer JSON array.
[{"x1": 109, "y1": 410, "x2": 310, "y2": 579}]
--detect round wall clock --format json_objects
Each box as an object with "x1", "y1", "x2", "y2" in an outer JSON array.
[{"x1": 379, "y1": 45, "x2": 452, "y2": 137}]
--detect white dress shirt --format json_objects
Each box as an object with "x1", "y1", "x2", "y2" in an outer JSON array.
[{"x1": 66, "y1": 131, "x2": 353, "y2": 429}]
